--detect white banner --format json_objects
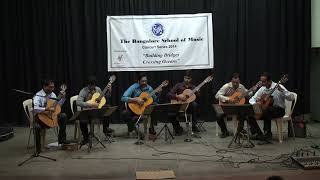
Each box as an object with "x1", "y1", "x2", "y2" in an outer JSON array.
[{"x1": 106, "y1": 13, "x2": 214, "y2": 71}]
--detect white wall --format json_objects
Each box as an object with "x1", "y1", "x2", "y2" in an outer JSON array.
[{"x1": 312, "y1": 0, "x2": 320, "y2": 47}]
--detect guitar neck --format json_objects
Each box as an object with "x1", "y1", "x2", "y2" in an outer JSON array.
[
  {"x1": 189, "y1": 80, "x2": 206, "y2": 95},
  {"x1": 99, "y1": 82, "x2": 112, "y2": 99},
  {"x1": 239, "y1": 85, "x2": 257, "y2": 99},
  {"x1": 147, "y1": 85, "x2": 162, "y2": 98},
  {"x1": 51, "y1": 94, "x2": 62, "y2": 107}
]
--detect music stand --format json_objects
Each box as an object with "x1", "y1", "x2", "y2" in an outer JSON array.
[
  {"x1": 146, "y1": 103, "x2": 188, "y2": 143},
  {"x1": 213, "y1": 104, "x2": 261, "y2": 148},
  {"x1": 70, "y1": 106, "x2": 117, "y2": 153}
]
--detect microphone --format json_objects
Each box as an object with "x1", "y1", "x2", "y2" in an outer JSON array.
[{"x1": 11, "y1": 89, "x2": 32, "y2": 95}]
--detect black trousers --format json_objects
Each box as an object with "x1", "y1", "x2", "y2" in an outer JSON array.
[
  {"x1": 169, "y1": 101, "x2": 199, "y2": 132},
  {"x1": 80, "y1": 116, "x2": 110, "y2": 140},
  {"x1": 249, "y1": 106, "x2": 285, "y2": 134},
  {"x1": 216, "y1": 114, "x2": 245, "y2": 133},
  {"x1": 121, "y1": 109, "x2": 155, "y2": 132},
  {"x1": 35, "y1": 113, "x2": 67, "y2": 152}
]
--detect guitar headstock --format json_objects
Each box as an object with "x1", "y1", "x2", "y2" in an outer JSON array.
[
  {"x1": 161, "y1": 80, "x2": 169, "y2": 87},
  {"x1": 279, "y1": 74, "x2": 288, "y2": 84},
  {"x1": 255, "y1": 81, "x2": 262, "y2": 88},
  {"x1": 109, "y1": 75, "x2": 117, "y2": 84},
  {"x1": 59, "y1": 84, "x2": 67, "y2": 95},
  {"x1": 204, "y1": 75, "x2": 214, "y2": 83}
]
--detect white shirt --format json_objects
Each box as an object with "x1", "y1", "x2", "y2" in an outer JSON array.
[
  {"x1": 215, "y1": 82, "x2": 248, "y2": 103},
  {"x1": 33, "y1": 89, "x2": 65, "y2": 114},
  {"x1": 249, "y1": 82, "x2": 294, "y2": 109}
]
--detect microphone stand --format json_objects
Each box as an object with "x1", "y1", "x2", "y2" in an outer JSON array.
[{"x1": 13, "y1": 89, "x2": 56, "y2": 166}]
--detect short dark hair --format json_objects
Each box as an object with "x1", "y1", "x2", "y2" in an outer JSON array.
[
  {"x1": 231, "y1": 72, "x2": 240, "y2": 79},
  {"x1": 266, "y1": 176, "x2": 284, "y2": 180},
  {"x1": 86, "y1": 75, "x2": 97, "y2": 85},
  {"x1": 184, "y1": 70, "x2": 192, "y2": 78},
  {"x1": 261, "y1": 72, "x2": 271, "y2": 81},
  {"x1": 137, "y1": 73, "x2": 147, "y2": 81},
  {"x1": 41, "y1": 79, "x2": 54, "y2": 87}
]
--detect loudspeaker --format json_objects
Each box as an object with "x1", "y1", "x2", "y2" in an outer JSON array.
[
  {"x1": 288, "y1": 121, "x2": 306, "y2": 138},
  {"x1": 0, "y1": 127, "x2": 14, "y2": 142}
]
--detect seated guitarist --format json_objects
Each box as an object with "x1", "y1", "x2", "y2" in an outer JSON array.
[
  {"x1": 215, "y1": 73, "x2": 250, "y2": 138},
  {"x1": 167, "y1": 70, "x2": 200, "y2": 135},
  {"x1": 249, "y1": 72, "x2": 294, "y2": 140},
  {"x1": 121, "y1": 73, "x2": 158, "y2": 138},
  {"x1": 76, "y1": 76, "x2": 114, "y2": 145},
  {"x1": 33, "y1": 79, "x2": 69, "y2": 153}
]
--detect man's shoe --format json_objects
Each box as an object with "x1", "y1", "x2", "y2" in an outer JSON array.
[
  {"x1": 104, "y1": 128, "x2": 114, "y2": 134},
  {"x1": 127, "y1": 131, "x2": 136, "y2": 138},
  {"x1": 80, "y1": 138, "x2": 89, "y2": 146},
  {"x1": 219, "y1": 131, "x2": 230, "y2": 138},
  {"x1": 149, "y1": 128, "x2": 156, "y2": 135},
  {"x1": 59, "y1": 140, "x2": 71, "y2": 145},
  {"x1": 251, "y1": 133, "x2": 265, "y2": 140},
  {"x1": 192, "y1": 126, "x2": 200, "y2": 133},
  {"x1": 263, "y1": 132, "x2": 272, "y2": 140},
  {"x1": 174, "y1": 130, "x2": 183, "y2": 136}
]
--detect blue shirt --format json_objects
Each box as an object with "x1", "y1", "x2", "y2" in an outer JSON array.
[{"x1": 121, "y1": 83, "x2": 157, "y2": 102}]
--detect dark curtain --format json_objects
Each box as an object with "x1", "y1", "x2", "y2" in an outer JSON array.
[{"x1": 0, "y1": 0, "x2": 310, "y2": 125}]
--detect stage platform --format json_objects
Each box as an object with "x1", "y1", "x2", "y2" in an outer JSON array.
[{"x1": 1, "y1": 121, "x2": 320, "y2": 180}]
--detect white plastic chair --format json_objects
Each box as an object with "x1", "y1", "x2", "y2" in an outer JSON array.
[
  {"x1": 70, "y1": 95, "x2": 81, "y2": 142},
  {"x1": 23, "y1": 99, "x2": 47, "y2": 150},
  {"x1": 273, "y1": 92, "x2": 297, "y2": 143}
]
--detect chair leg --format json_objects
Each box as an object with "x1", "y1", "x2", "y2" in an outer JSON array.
[
  {"x1": 27, "y1": 128, "x2": 32, "y2": 149},
  {"x1": 232, "y1": 116, "x2": 237, "y2": 135},
  {"x1": 98, "y1": 122, "x2": 101, "y2": 133},
  {"x1": 40, "y1": 129, "x2": 46, "y2": 151},
  {"x1": 74, "y1": 121, "x2": 81, "y2": 142},
  {"x1": 279, "y1": 119, "x2": 283, "y2": 143},
  {"x1": 74, "y1": 122, "x2": 77, "y2": 140},
  {"x1": 215, "y1": 121, "x2": 219, "y2": 136},
  {"x1": 275, "y1": 119, "x2": 282, "y2": 143},
  {"x1": 289, "y1": 118, "x2": 295, "y2": 140}
]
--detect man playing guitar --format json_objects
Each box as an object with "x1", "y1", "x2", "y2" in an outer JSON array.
[
  {"x1": 121, "y1": 73, "x2": 160, "y2": 139},
  {"x1": 249, "y1": 72, "x2": 294, "y2": 140},
  {"x1": 167, "y1": 70, "x2": 200, "y2": 135},
  {"x1": 215, "y1": 73, "x2": 250, "y2": 138},
  {"x1": 76, "y1": 76, "x2": 114, "y2": 145},
  {"x1": 33, "y1": 79, "x2": 69, "y2": 153}
]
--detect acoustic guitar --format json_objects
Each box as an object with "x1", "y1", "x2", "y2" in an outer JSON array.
[
  {"x1": 171, "y1": 75, "x2": 213, "y2": 104},
  {"x1": 220, "y1": 81, "x2": 262, "y2": 105},
  {"x1": 128, "y1": 80, "x2": 169, "y2": 115},
  {"x1": 86, "y1": 75, "x2": 116, "y2": 108},
  {"x1": 38, "y1": 84, "x2": 67, "y2": 128},
  {"x1": 255, "y1": 74, "x2": 288, "y2": 119}
]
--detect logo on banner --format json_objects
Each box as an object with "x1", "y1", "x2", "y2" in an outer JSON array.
[
  {"x1": 152, "y1": 23, "x2": 164, "y2": 37},
  {"x1": 113, "y1": 52, "x2": 126, "y2": 66},
  {"x1": 117, "y1": 54, "x2": 124, "y2": 62}
]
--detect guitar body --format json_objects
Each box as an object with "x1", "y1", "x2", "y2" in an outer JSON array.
[
  {"x1": 86, "y1": 92, "x2": 106, "y2": 108},
  {"x1": 255, "y1": 94, "x2": 274, "y2": 119},
  {"x1": 37, "y1": 99, "x2": 60, "y2": 128},
  {"x1": 128, "y1": 92, "x2": 154, "y2": 115},
  {"x1": 171, "y1": 89, "x2": 196, "y2": 104},
  {"x1": 220, "y1": 91, "x2": 246, "y2": 105},
  {"x1": 259, "y1": 93, "x2": 274, "y2": 110}
]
